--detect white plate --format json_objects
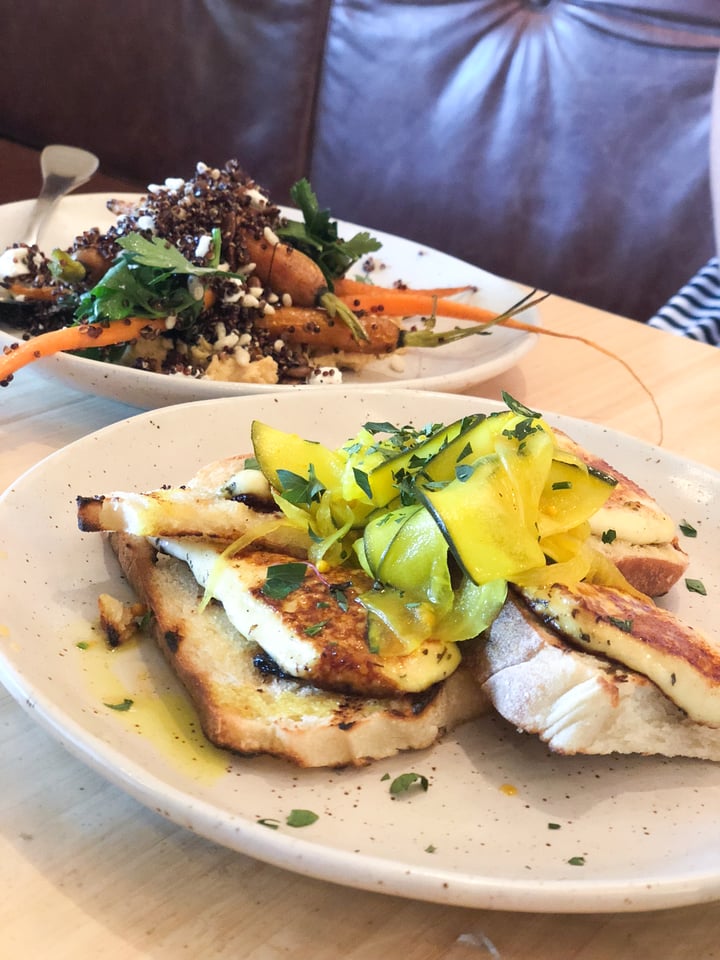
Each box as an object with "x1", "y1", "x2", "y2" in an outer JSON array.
[
  {"x1": 1, "y1": 389, "x2": 719, "y2": 914},
  {"x1": 0, "y1": 194, "x2": 536, "y2": 407}
]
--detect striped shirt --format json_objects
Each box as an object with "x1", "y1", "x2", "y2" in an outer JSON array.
[{"x1": 648, "y1": 258, "x2": 720, "y2": 346}]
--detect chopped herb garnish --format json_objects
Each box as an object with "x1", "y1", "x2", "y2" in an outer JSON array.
[
  {"x1": 425, "y1": 844, "x2": 437, "y2": 853},
  {"x1": 601, "y1": 529, "x2": 617, "y2": 544},
  {"x1": 501, "y1": 391, "x2": 541, "y2": 420},
  {"x1": 330, "y1": 585, "x2": 349, "y2": 612},
  {"x1": 568, "y1": 856, "x2": 586, "y2": 866},
  {"x1": 455, "y1": 464, "x2": 475, "y2": 482},
  {"x1": 304, "y1": 620, "x2": 329, "y2": 637},
  {"x1": 552, "y1": 481, "x2": 572, "y2": 491},
  {"x1": 76, "y1": 641, "x2": 89, "y2": 650},
  {"x1": 276, "y1": 178, "x2": 381, "y2": 286},
  {"x1": 104, "y1": 698, "x2": 133, "y2": 712},
  {"x1": 685, "y1": 578, "x2": 707, "y2": 596},
  {"x1": 548, "y1": 823, "x2": 561, "y2": 830},
  {"x1": 679, "y1": 519, "x2": 697, "y2": 538},
  {"x1": 286, "y1": 809, "x2": 319, "y2": 828},
  {"x1": 262, "y1": 562, "x2": 308, "y2": 599},
  {"x1": 257, "y1": 818, "x2": 281, "y2": 830},
  {"x1": 389, "y1": 772, "x2": 429, "y2": 795},
  {"x1": 353, "y1": 467, "x2": 373, "y2": 499},
  {"x1": 276, "y1": 464, "x2": 325, "y2": 506},
  {"x1": 608, "y1": 616, "x2": 633, "y2": 633}
]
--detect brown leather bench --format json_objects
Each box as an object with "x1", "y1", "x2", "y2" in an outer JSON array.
[{"x1": 2, "y1": 1, "x2": 719, "y2": 321}]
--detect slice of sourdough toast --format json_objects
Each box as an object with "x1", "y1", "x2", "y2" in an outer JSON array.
[
  {"x1": 110, "y1": 533, "x2": 488, "y2": 767},
  {"x1": 465, "y1": 590, "x2": 720, "y2": 760}
]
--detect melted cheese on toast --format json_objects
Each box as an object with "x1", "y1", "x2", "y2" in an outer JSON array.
[
  {"x1": 154, "y1": 537, "x2": 460, "y2": 697},
  {"x1": 519, "y1": 582, "x2": 720, "y2": 726}
]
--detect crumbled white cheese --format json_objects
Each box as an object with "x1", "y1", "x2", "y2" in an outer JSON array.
[
  {"x1": 136, "y1": 215, "x2": 156, "y2": 232},
  {"x1": 222, "y1": 277, "x2": 245, "y2": 304},
  {"x1": 308, "y1": 366, "x2": 343, "y2": 385},
  {"x1": 222, "y1": 468, "x2": 272, "y2": 500},
  {"x1": 245, "y1": 188, "x2": 268, "y2": 208},
  {"x1": 0, "y1": 246, "x2": 31, "y2": 279},
  {"x1": 195, "y1": 234, "x2": 212, "y2": 260}
]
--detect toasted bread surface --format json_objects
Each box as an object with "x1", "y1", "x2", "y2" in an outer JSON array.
[{"x1": 110, "y1": 533, "x2": 487, "y2": 767}]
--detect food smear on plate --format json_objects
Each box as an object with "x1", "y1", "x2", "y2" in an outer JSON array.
[
  {"x1": 0, "y1": 159, "x2": 546, "y2": 388},
  {"x1": 74, "y1": 393, "x2": 720, "y2": 769}
]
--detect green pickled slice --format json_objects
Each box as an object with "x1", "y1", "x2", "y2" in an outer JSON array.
[{"x1": 435, "y1": 577, "x2": 508, "y2": 643}]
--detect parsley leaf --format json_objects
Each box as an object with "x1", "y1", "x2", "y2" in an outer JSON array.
[
  {"x1": 104, "y1": 698, "x2": 133, "y2": 712},
  {"x1": 75, "y1": 231, "x2": 234, "y2": 326},
  {"x1": 286, "y1": 809, "x2": 319, "y2": 828},
  {"x1": 389, "y1": 772, "x2": 429, "y2": 795},
  {"x1": 679, "y1": 519, "x2": 697, "y2": 538},
  {"x1": 262, "y1": 562, "x2": 308, "y2": 599},
  {"x1": 276, "y1": 178, "x2": 382, "y2": 286},
  {"x1": 276, "y1": 465, "x2": 325, "y2": 506}
]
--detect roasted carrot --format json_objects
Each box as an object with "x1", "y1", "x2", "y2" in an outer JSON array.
[
  {"x1": 242, "y1": 234, "x2": 328, "y2": 307},
  {"x1": 0, "y1": 317, "x2": 168, "y2": 385},
  {"x1": 8, "y1": 282, "x2": 59, "y2": 301},
  {"x1": 256, "y1": 306, "x2": 400, "y2": 354},
  {"x1": 337, "y1": 290, "x2": 501, "y2": 324},
  {"x1": 333, "y1": 278, "x2": 477, "y2": 299}
]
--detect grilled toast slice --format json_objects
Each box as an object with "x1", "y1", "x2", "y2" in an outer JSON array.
[
  {"x1": 466, "y1": 589, "x2": 720, "y2": 760},
  {"x1": 110, "y1": 533, "x2": 487, "y2": 767}
]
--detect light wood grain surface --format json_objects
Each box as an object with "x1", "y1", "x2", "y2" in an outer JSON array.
[{"x1": 1, "y1": 299, "x2": 719, "y2": 960}]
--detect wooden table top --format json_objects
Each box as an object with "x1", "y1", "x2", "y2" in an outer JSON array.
[{"x1": 1, "y1": 297, "x2": 719, "y2": 959}]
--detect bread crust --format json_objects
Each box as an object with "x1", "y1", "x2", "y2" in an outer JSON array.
[
  {"x1": 465, "y1": 595, "x2": 720, "y2": 761},
  {"x1": 111, "y1": 533, "x2": 488, "y2": 767}
]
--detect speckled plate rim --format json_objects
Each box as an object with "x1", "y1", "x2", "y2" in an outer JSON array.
[
  {"x1": 1, "y1": 389, "x2": 719, "y2": 914},
  {"x1": 0, "y1": 194, "x2": 536, "y2": 407}
]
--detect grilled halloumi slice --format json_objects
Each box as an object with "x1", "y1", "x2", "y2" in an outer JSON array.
[
  {"x1": 77, "y1": 457, "x2": 310, "y2": 555},
  {"x1": 518, "y1": 582, "x2": 720, "y2": 726},
  {"x1": 153, "y1": 537, "x2": 461, "y2": 698}
]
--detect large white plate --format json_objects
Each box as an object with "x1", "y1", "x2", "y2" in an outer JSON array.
[
  {"x1": 0, "y1": 194, "x2": 536, "y2": 407},
  {"x1": 1, "y1": 389, "x2": 719, "y2": 913}
]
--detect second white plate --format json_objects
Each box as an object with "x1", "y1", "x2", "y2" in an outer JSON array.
[{"x1": 0, "y1": 194, "x2": 537, "y2": 407}]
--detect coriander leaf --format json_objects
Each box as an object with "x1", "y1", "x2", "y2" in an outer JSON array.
[
  {"x1": 601, "y1": 529, "x2": 617, "y2": 544},
  {"x1": 262, "y1": 562, "x2": 308, "y2": 599},
  {"x1": 304, "y1": 620, "x2": 329, "y2": 637},
  {"x1": 685, "y1": 578, "x2": 707, "y2": 596}
]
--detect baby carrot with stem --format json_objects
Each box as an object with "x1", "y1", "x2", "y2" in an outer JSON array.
[
  {"x1": 0, "y1": 316, "x2": 168, "y2": 386},
  {"x1": 333, "y1": 277, "x2": 477, "y2": 299}
]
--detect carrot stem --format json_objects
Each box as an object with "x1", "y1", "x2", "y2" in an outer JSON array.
[{"x1": 0, "y1": 317, "x2": 168, "y2": 385}]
